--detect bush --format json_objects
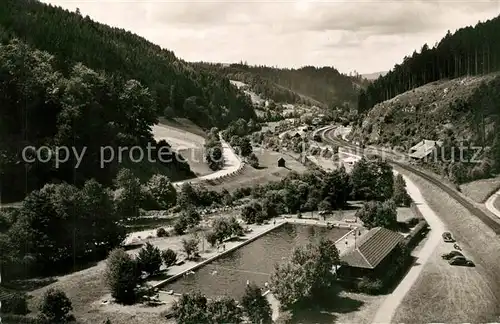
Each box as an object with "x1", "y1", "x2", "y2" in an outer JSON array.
[
  {"x1": 174, "y1": 217, "x2": 188, "y2": 235},
  {"x1": 38, "y1": 288, "x2": 74, "y2": 323},
  {"x1": 1, "y1": 292, "x2": 29, "y2": 315},
  {"x1": 182, "y1": 237, "x2": 200, "y2": 260},
  {"x1": 156, "y1": 227, "x2": 168, "y2": 237},
  {"x1": 137, "y1": 242, "x2": 162, "y2": 276},
  {"x1": 161, "y1": 249, "x2": 177, "y2": 267},
  {"x1": 105, "y1": 248, "x2": 140, "y2": 304},
  {"x1": 357, "y1": 277, "x2": 383, "y2": 294}
]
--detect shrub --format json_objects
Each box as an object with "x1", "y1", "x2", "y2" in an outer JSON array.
[
  {"x1": 182, "y1": 237, "x2": 200, "y2": 260},
  {"x1": 161, "y1": 249, "x2": 178, "y2": 267},
  {"x1": 174, "y1": 217, "x2": 188, "y2": 235},
  {"x1": 105, "y1": 248, "x2": 140, "y2": 304},
  {"x1": 156, "y1": 227, "x2": 168, "y2": 237},
  {"x1": 1, "y1": 293, "x2": 29, "y2": 315},
  {"x1": 357, "y1": 277, "x2": 383, "y2": 294},
  {"x1": 38, "y1": 288, "x2": 74, "y2": 323},
  {"x1": 137, "y1": 242, "x2": 162, "y2": 276}
]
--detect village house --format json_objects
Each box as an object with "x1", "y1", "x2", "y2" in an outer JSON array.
[
  {"x1": 408, "y1": 139, "x2": 444, "y2": 160},
  {"x1": 337, "y1": 227, "x2": 404, "y2": 279}
]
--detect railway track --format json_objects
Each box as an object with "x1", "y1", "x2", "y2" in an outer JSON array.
[{"x1": 322, "y1": 126, "x2": 500, "y2": 235}]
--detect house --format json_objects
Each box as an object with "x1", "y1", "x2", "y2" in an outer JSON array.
[
  {"x1": 338, "y1": 227, "x2": 404, "y2": 278},
  {"x1": 277, "y1": 157, "x2": 286, "y2": 168},
  {"x1": 408, "y1": 140, "x2": 443, "y2": 160}
]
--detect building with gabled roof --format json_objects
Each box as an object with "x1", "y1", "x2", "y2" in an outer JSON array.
[
  {"x1": 408, "y1": 139, "x2": 443, "y2": 160},
  {"x1": 338, "y1": 227, "x2": 404, "y2": 278}
]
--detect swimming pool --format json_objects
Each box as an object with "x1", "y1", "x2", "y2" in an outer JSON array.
[{"x1": 164, "y1": 223, "x2": 350, "y2": 300}]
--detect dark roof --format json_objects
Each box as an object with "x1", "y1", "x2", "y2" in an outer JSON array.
[
  {"x1": 278, "y1": 157, "x2": 285, "y2": 162},
  {"x1": 341, "y1": 227, "x2": 404, "y2": 269}
]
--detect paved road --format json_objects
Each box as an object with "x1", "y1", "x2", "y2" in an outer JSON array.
[
  {"x1": 372, "y1": 172, "x2": 445, "y2": 323},
  {"x1": 485, "y1": 188, "x2": 500, "y2": 219}
]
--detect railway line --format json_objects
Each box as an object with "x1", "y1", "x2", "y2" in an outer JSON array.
[{"x1": 321, "y1": 126, "x2": 500, "y2": 235}]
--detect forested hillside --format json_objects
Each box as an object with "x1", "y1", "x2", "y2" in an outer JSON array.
[
  {"x1": 358, "y1": 15, "x2": 500, "y2": 113},
  {"x1": 352, "y1": 14, "x2": 500, "y2": 185},
  {"x1": 198, "y1": 63, "x2": 364, "y2": 108},
  {"x1": 0, "y1": 0, "x2": 255, "y2": 128}
]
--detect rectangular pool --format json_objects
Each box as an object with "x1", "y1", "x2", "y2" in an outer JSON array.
[{"x1": 164, "y1": 223, "x2": 350, "y2": 300}]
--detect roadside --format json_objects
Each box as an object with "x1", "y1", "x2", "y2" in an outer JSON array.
[
  {"x1": 392, "y1": 170, "x2": 500, "y2": 323},
  {"x1": 372, "y1": 171, "x2": 445, "y2": 323}
]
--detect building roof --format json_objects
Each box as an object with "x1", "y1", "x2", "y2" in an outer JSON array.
[
  {"x1": 341, "y1": 227, "x2": 404, "y2": 269},
  {"x1": 409, "y1": 140, "x2": 443, "y2": 159},
  {"x1": 278, "y1": 157, "x2": 285, "y2": 162}
]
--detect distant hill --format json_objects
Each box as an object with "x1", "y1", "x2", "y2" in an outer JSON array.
[
  {"x1": 358, "y1": 15, "x2": 500, "y2": 113},
  {"x1": 362, "y1": 71, "x2": 388, "y2": 80},
  {"x1": 353, "y1": 15, "x2": 500, "y2": 185},
  {"x1": 196, "y1": 62, "x2": 365, "y2": 108}
]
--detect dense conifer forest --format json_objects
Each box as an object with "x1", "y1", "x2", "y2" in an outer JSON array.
[
  {"x1": 198, "y1": 62, "x2": 366, "y2": 108},
  {"x1": 358, "y1": 15, "x2": 500, "y2": 113},
  {"x1": 0, "y1": 0, "x2": 262, "y2": 201},
  {"x1": 0, "y1": 0, "x2": 256, "y2": 128}
]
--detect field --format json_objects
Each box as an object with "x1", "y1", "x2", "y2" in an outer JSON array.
[
  {"x1": 207, "y1": 148, "x2": 308, "y2": 191},
  {"x1": 392, "y1": 170, "x2": 500, "y2": 323},
  {"x1": 154, "y1": 119, "x2": 212, "y2": 177},
  {"x1": 460, "y1": 175, "x2": 500, "y2": 203}
]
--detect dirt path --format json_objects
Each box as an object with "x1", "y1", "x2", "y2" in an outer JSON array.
[
  {"x1": 485, "y1": 188, "x2": 500, "y2": 219},
  {"x1": 372, "y1": 173, "x2": 445, "y2": 323}
]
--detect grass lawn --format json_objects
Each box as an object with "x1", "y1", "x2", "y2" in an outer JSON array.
[
  {"x1": 397, "y1": 207, "x2": 415, "y2": 223},
  {"x1": 208, "y1": 148, "x2": 308, "y2": 191},
  {"x1": 392, "y1": 170, "x2": 500, "y2": 322},
  {"x1": 273, "y1": 291, "x2": 386, "y2": 324},
  {"x1": 459, "y1": 175, "x2": 500, "y2": 203}
]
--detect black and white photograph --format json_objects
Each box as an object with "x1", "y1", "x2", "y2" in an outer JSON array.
[{"x1": 1, "y1": 0, "x2": 500, "y2": 323}]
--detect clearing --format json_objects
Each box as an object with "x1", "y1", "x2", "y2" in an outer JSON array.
[
  {"x1": 152, "y1": 121, "x2": 211, "y2": 178},
  {"x1": 206, "y1": 148, "x2": 307, "y2": 191}
]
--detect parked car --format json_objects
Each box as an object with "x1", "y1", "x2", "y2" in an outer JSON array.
[
  {"x1": 442, "y1": 231, "x2": 455, "y2": 242},
  {"x1": 448, "y1": 255, "x2": 475, "y2": 267},
  {"x1": 441, "y1": 250, "x2": 463, "y2": 260}
]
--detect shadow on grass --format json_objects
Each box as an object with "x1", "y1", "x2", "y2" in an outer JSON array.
[
  {"x1": 226, "y1": 237, "x2": 247, "y2": 243},
  {"x1": 289, "y1": 287, "x2": 364, "y2": 323},
  {"x1": 253, "y1": 165, "x2": 268, "y2": 170},
  {"x1": 148, "y1": 271, "x2": 175, "y2": 282},
  {"x1": 6, "y1": 277, "x2": 58, "y2": 292}
]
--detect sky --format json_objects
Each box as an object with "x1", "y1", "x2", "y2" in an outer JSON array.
[{"x1": 42, "y1": 0, "x2": 500, "y2": 74}]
